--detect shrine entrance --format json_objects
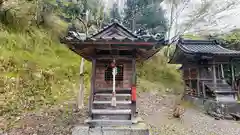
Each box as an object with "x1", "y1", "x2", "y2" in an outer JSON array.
[{"x1": 61, "y1": 21, "x2": 165, "y2": 127}]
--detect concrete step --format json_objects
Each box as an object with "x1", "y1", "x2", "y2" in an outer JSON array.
[{"x1": 92, "y1": 109, "x2": 131, "y2": 115}]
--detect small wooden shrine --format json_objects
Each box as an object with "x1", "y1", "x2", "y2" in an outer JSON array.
[
  {"x1": 169, "y1": 38, "x2": 240, "y2": 102},
  {"x1": 60, "y1": 21, "x2": 165, "y2": 126}
]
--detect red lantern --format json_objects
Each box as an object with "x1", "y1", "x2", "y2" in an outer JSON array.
[{"x1": 131, "y1": 86, "x2": 137, "y2": 102}]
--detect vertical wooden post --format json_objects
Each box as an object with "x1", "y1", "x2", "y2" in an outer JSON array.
[
  {"x1": 184, "y1": 67, "x2": 187, "y2": 96},
  {"x1": 212, "y1": 60, "x2": 217, "y2": 89},
  {"x1": 197, "y1": 67, "x2": 200, "y2": 97},
  {"x1": 230, "y1": 60, "x2": 235, "y2": 89},
  {"x1": 78, "y1": 58, "x2": 85, "y2": 109},
  {"x1": 89, "y1": 59, "x2": 96, "y2": 116},
  {"x1": 188, "y1": 68, "x2": 193, "y2": 95},
  {"x1": 220, "y1": 64, "x2": 224, "y2": 79},
  {"x1": 202, "y1": 82, "x2": 206, "y2": 98}
]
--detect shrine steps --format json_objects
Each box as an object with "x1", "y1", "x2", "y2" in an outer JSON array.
[
  {"x1": 88, "y1": 88, "x2": 135, "y2": 126},
  {"x1": 204, "y1": 81, "x2": 238, "y2": 102},
  {"x1": 204, "y1": 81, "x2": 237, "y2": 94}
]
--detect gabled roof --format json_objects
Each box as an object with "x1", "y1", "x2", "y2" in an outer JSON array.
[
  {"x1": 91, "y1": 22, "x2": 138, "y2": 40},
  {"x1": 169, "y1": 38, "x2": 240, "y2": 64}
]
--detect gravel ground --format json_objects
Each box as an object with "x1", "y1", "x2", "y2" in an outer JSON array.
[{"x1": 137, "y1": 92, "x2": 240, "y2": 135}]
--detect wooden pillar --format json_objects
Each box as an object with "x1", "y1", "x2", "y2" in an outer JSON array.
[
  {"x1": 220, "y1": 64, "x2": 224, "y2": 79},
  {"x1": 188, "y1": 67, "x2": 193, "y2": 95},
  {"x1": 202, "y1": 82, "x2": 206, "y2": 98},
  {"x1": 197, "y1": 67, "x2": 200, "y2": 97},
  {"x1": 212, "y1": 60, "x2": 217, "y2": 89},
  {"x1": 230, "y1": 60, "x2": 235, "y2": 89},
  {"x1": 182, "y1": 66, "x2": 187, "y2": 95},
  {"x1": 89, "y1": 59, "x2": 96, "y2": 117}
]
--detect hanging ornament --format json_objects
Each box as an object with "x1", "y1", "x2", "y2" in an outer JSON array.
[{"x1": 110, "y1": 61, "x2": 116, "y2": 68}]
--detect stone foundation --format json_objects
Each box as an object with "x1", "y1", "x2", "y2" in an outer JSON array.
[{"x1": 72, "y1": 123, "x2": 149, "y2": 135}]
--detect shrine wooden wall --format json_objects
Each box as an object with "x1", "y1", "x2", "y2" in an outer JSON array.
[{"x1": 94, "y1": 60, "x2": 133, "y2": 91}]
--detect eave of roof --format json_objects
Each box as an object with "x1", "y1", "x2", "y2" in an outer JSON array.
[
  {"x1": 178, "y1": 38, "x2": 240, "y2": 55},
  {"x1": 61, "y1": 32, "x2": 164, "y2": 44}
]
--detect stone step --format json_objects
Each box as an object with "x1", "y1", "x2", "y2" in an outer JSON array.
[
  {"x1": 92, "y1": 109, "x2": 131, "y2": 115},
  {"x1": 93, "y1": 100, "x2": 132, "y2": 105}
]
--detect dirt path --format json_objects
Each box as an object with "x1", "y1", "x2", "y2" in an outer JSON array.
[{"x1": 138, "y1": 92, "x2": 240, "y2": 135}]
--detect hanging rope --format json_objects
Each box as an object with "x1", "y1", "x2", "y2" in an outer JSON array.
[{"x1": 111, "y1": 59, "x2": 117, "y2": 107}]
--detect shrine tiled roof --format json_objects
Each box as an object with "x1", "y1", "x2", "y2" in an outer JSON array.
[
  {"x1": 169, "y1": 38, "x2": 240, "y2": 64},
  {"x1": 178, "y1": 38, "x2": 240, "y2": 55},
  {"x1": 60, "y1": 21, "x2": 166, "y2": 61},
  {"x1": 62, "y1": 21, "x2": 164, "y2": 44}
]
